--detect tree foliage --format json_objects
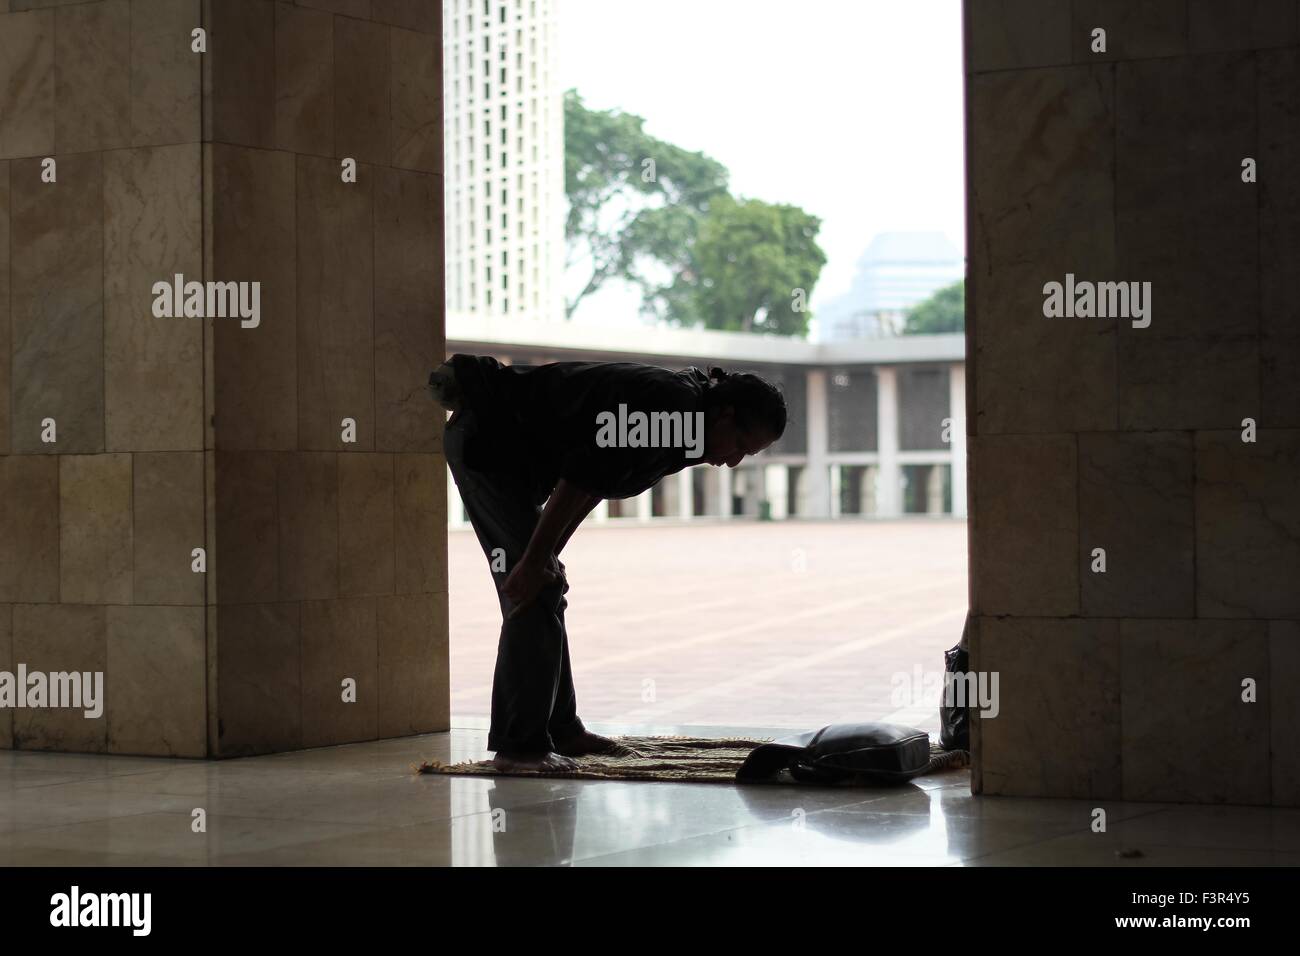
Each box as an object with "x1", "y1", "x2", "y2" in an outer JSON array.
[
  {"x1": 564, "y1": 90, "x2": 825, "y2": 335},
  {"x1": 903, "y1": 279, "x2": 965, "y2": 334}
]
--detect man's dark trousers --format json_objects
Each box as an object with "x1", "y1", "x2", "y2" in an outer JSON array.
[{"x1": 443, "y1": 406, "x2": 586, "y2": 754}]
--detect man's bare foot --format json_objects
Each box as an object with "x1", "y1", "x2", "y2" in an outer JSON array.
[
  {"x1": 553, "y1": 730, "x2": 642, "y2": 758},
  {"x1": 491, "y1": 751, "x2": 577, "y2": 773}
]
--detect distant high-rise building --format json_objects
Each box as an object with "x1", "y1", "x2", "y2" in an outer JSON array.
[
  {"x1": 443, "y1": 0, "x2": 565, "y2": 322},
  {"x1": 816, "y1": 231, "x2": 964, "y2": 341}
]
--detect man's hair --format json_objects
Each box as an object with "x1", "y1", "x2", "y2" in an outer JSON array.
[{"x1": 705, "y1": 367, "x2": 788, "y2": 441}]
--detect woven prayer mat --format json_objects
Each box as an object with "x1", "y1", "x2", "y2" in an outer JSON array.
[{"x1": 417, "y1": 735, "x2": 970, "y2": 784}]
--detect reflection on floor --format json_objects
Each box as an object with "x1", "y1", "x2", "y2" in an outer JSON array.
[{"x1": 3, "y1": 725, "x2": 1299, "y2": 866}]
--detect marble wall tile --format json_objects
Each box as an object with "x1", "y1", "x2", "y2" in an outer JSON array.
[
  {"x1": 969, "y1": 65, "x2": 1116, "y2": 434},
  {"x1": 297, "y1": 0, "x2": 371, "y2": 21},
  {"x1": 0, "y1": 160, "x2": 9, "y2": 455},
  {"x1": 1272, "y1": 621, "x2": 1300, "y2": 805},
  {"x1": 390, "y1": 25, "x2": 440, "y2": 173},
  {"x1": 1188, "y1": 0, "x2": 1298, "y2": 52},
  {"x1": 377, "y1": 591, "x2": 446, "y2": 736},
  {"x1": 1070, "y1": 0, "x2": 1187, "y2": 62},
  {"x1": 394, "y1": 453, "x2": 445, "y2": 595},
  {"x1": 107, "y1": 605, "x2": 205, "y2": 756},
  {"x1": 104, "y1": 144, "x2": 203, "y2": 452},
  {"x1": 1121, "y1": 619, "x2": 1270, "y2": 804},
  {"x1": 277, "y1": 451, "x2": 339, "y2": 601},
  {"x1": 1118, "y1": 335, "x2": 1259, "y2": 432},
  {"x1": 297, "y1": 153, "x2": 374, "y2": 450},
  {"x1": 11, "y1": 603, "x2": 108, "y2": 753},
  {"x1": 214, "y1": 602, "x2": 301, "y2": 755},
  {"x1": 971, "y1": 435, "x2": 1078, "y2": 617},
  {"x1": 210, "y1": 144, "x2": 297, "y2": 450},
  {"x1": 205, "y1": 0, "x2": 275, "y2": 149},
  {"x1": 976, "y1": 617, "x2": 1121, "y2": 798},
  {"x1": 133, "y1": 452, "x2": 205, "y2": 605},
  {"x1": 0, "y1": 605, "x2": 11, "y2": 748},
  {"x1": 59, "y1": 455, "x2": 131, "y2": 606},
  {"x1": 335, "y1": 14, "x2": 389, "y2": 166},
  {"x1": 966, "y1": 0, "x2": 1071, "y2": 73},
  {"x1": 10, "y1": 152, "x2": 104, "y2": 454},
  {"x1": 372, "y1": 0, "x2": 436, "y2": 33},
  {"x1": 0, "y1": 456, "x2": 59, "y2": 602},
  {"x1": 59, "y1": 454, "x2": 133, "y2": 605},
  {"x1": 1115, "y1": 54, "x2": 1258, "y2": 430},
  {"x1": 274, "y1": 1, "x2": 333, "y2": 156},
  {"x1": 131, "y1": 0, "x2": 201, "y2": 146},
  {"x1": 339, "y1": 453, "x2": 395, "y2": 597},
  {"x1": 1079, "y1": 432, "x2": 1195, "y2": 617},
  {"x1": 301, "y1": 596, "x2": 377, "y2": 746},
  {"x1": 1259, "y1": 50, "x2": 1300, "y2": 428},
  {"x1": 375, "y1": 167, "x2": 440, "y2": 452},
  {"x1": 55, "y1": 0, "x2": 130, "y2": 153},
  {"x1": 0, "y1": 9, "x2": 54, "y2": 159},
  {"x1": 1196, "y1": 430, "x2": 1300, "y2": 620},
  {"x1": 214, "y1": 451, "x2": 279, "y2": 604},
  {"x1": 11, "y1": 0, "x2": 88, "y2": 8}
]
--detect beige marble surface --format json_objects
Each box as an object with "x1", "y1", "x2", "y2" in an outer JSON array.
[
  {"x1": 338, "y1": 453, "x2": 396, "y2": 597},
  {"x1": 394, "y1": 452, "x2": 447, "y2": 595},
  {"x1": 0, "y1": 9, "x2": 55, "y2": 159},
  {"x1": 335, "y1": 14, "x2": 390, "y2": 165},
  {"x1": 296, "y1": 153, "x2": 375, "y2": 451},
  {"x1": 11, "y1": 603, "x2": 108, "y2": 753},
  {"x1": 210, "y1": 144, "x2": 298, "y2": 450},
  {"x1": 971, "y1": 434, "x2": 1078, "y2": 617},
  {"x1": 300, "y1": 597, "x2": 379, "y2": 747},
  {"x1": 106, "y1": 605, "x2": 206, "y2": 756},
  {"x1": 10, "y1": 152, "x2": 104, "y2": 454},
  {"x1": 390, "y1": 24, "x2": 441, "y2": 173},
  {"x1": 1120, "y1": 619, "x2": 1270, "y2": 804},
  {"x1": 1070, "y1": 0, "x2": 1187, "y2": 61},
  {"x1": 275, "y1": 1, "x2": 333, "y2": 156},
  {"x1": 104, "y1": 144, "x2": 204, "y2": 452},
  {"x1": 1195, "y1": 429, "x2": 1300, "y2": 620},
  {"x1": 1078, "y1": 431, "x2": 1195, "y2": 618},
  {"x1": 969, "y1": 64, "x2": 1117, "y2": 435},
  {"x1": 276, "y1": 451, "x2": 340, "y2": 601},
  {"x1": 214, "y1": 602, "x2": 302, "y2": 756},
  {"x1": 54, "y1": 0, "x2": 131, "y2": 154},
  {"x1": 377, "y1": 591, "x2": 447, "y2": 737},
  {"x1": 0, "y1": 456, "x2": 59, "y2": 602},
  {"x1": 375, "y1": 167, "x2": 442, "y2": 452},
  {"x1": 133, "y1": 452, "x2": 206, "y2": 605},
  {"x1": 59, "y1": 454, "x2": 133, "y2": 606}
]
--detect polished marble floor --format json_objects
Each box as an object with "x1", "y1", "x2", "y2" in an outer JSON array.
[{"x1": 3, "y1": 724, "x2": 1299, "y2": 866}]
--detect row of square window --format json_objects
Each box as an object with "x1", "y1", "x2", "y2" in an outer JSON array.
[{"x1": 447, "y1": 0, "x2": 542, "y2": 29}]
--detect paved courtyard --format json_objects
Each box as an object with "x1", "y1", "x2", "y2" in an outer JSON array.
[{"x1": 449, "y1": 519, "x2": 969, "y2": 735}]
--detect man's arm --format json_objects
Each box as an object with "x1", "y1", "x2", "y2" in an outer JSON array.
[
  {"x1": 555, "y1": 486, "x2": 600, "y2": 557},
  {"x1": 502, "y1": 479, "x2": 597, "y2": 608}
]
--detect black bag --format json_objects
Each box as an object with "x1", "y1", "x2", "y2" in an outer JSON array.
[
  {"x1": 736, "y1": 722, "x2": 933, "y2": 785},
  {"x1": 939, "y1": 623, "x2": 971, "y2": 751}
]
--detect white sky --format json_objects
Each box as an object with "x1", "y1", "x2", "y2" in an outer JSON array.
[{"x1": 557, "y1": 0, "x2": 966, "y2": 326}]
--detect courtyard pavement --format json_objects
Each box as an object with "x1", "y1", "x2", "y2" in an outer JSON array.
[{"x1": 449, "y1": 518, "x2": 969, "y2": 735}]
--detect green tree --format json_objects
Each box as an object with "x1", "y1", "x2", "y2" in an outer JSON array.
[
  {"x1": 642, "y1": 195, "x2": 826, "y2": 335},
  {"x1": 564, "y1": 90, "x2": 728, "y2": 318},
  {"x1": 903, "y1": 278, "x2": 965, "y2": 334}
]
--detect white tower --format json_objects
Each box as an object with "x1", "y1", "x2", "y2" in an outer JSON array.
[{"x1": 443, "y1": 0, "x2": 566, "y2": 323}]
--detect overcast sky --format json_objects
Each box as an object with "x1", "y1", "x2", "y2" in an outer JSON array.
[{"x1": 556, "y1": 0, "x2": 966, "y2": 326}]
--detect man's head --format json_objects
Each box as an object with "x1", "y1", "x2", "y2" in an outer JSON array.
[{"x1": 701, "y1": 367, "x2": 786, "y2": 467}]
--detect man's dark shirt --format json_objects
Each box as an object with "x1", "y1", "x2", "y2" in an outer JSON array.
[{"x1": 448, "y1": 354, "x2": 711, "y2": 501}]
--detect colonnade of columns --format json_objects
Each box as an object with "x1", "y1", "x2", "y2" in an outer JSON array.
[{"x1": 446, "y1": 361, "x2": 967, "y2": 525}]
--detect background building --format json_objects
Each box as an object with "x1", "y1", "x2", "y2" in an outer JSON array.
[
  {"x1": 816, "y1": 231, "x2": 963, "y2": 341},
  {"x1": 443, "y1": 0, "x2": 566, "y2": 322}
]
